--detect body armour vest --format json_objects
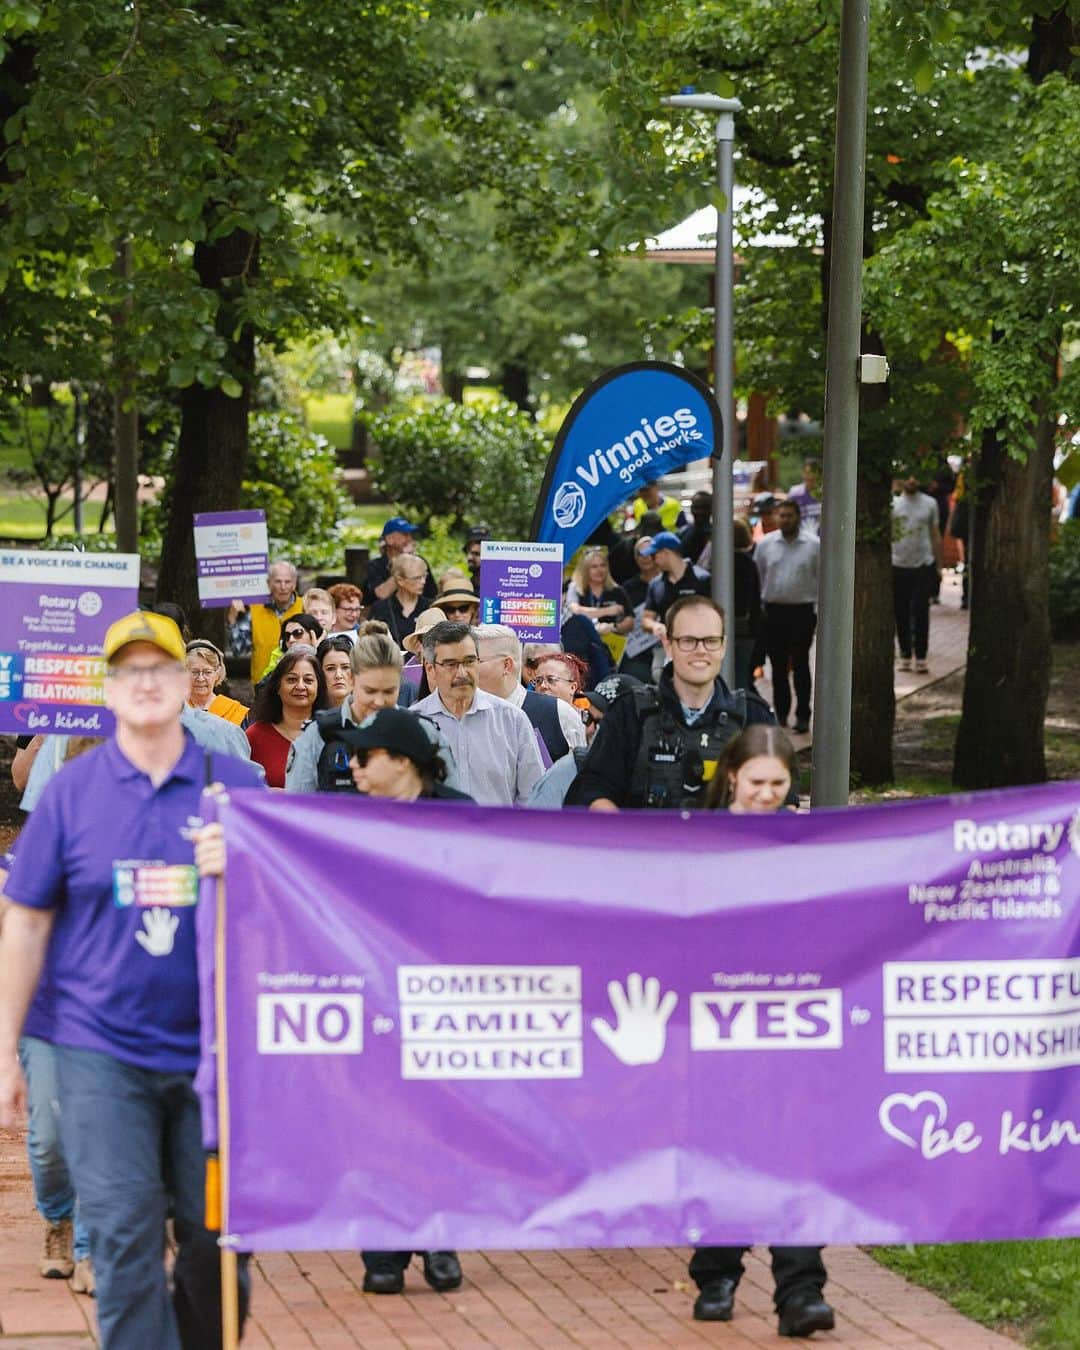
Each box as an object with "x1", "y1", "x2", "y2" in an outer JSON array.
[
  {"x1": 628, "y1": 685, "x2": 747, "y2": 810},
  {"x1": 315, "y1": 707, "x2": 358, "y2": 792}
]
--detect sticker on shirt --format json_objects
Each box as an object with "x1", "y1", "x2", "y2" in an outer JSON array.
[
  {"x1": 135, "y1": 907, "x2": 180, "y2": 958},
  {"x1": 113, "y1": 860, "x2": 198, "y2": 910}
]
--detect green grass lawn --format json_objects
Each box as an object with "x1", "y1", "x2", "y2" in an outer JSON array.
[
  {"x1": 875, "y1": 1241, "x2": 1080, "y2": 1347},
  {"x1": 0, "y1": 491, "x2": 101, "y2": 539},
  {"x1": 303, "y1": 392, "x2": 352, "y2": 449}
]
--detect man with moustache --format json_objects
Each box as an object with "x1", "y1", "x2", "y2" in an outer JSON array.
[{"x1": 410, "y1": 622, "x2": 542, "y2": 805}]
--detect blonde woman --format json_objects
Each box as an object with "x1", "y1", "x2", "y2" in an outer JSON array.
[
  {"x1": 184, "y1": 640, "x2": 249, "y2": 725},
  {"x1": 563, "y1": 548, "x2": 632, "y2": 638}
]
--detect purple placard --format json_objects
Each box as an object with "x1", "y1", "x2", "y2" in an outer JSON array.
[
  {"x1": 207, "y1": 782, "x2": 1080, "y2": 1252},
  {"x1": 479, "y1": 541, "x2": 563, "y2": 642},
  {"x1": 193, "y1": 510, "x2": 269, "y2": 608},
  {"x1": 0, "y1": 549, "x2": 140, "y2": 735}
]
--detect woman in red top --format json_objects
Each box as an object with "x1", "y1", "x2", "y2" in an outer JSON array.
[{"x1": 245, "y1": 649, "x2": 328, "y2": 787}]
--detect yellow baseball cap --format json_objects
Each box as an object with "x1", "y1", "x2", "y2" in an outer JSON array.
[{"x1": 102, "y1": 611, "x2": 187, "y2": 664}]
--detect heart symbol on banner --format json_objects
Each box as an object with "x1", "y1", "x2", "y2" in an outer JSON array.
[
  {"x1": 878, "y1": 1091, "x2": 948, "y2": 1149},
  {"x1": 878, "y1": 1091, "x2": 982, "y2": 1160}
]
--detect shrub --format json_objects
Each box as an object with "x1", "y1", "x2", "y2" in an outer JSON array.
[
  {"x1": 369, "y1": 397, "x2": 549, "y2": 538},
  {"x1": 1049, "y1": 518, "x2": 1080, "y2": 641},
  {"x1": 242, "y1": 410, "x2": 349, "y2": 566}
]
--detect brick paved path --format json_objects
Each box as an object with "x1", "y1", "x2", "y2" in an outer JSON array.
[{"x1": 1, "y1": 1127, "x2": 1016, "y2": 1349}]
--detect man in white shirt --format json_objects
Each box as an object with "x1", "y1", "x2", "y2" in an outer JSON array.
[
  {"x1": 754, "y1": 499, "x2": 820, "y2": 733},
  {"x1": 891, "y1": 476, "x2": 943, "y2": 674},
  {"x1": 411, "y1": 622, "x2": 543, "y2": 804},
  {"x1": 474, "y1": 625, "x2": 585, "y2": 764}
]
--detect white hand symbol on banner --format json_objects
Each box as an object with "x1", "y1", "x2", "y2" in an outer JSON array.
[
  {"x1": 592, "y1": 973, "x2": 677, "y2": 1066},
  {"x1": 135, "y1": 907, "x2": 180, "y2": 957}
]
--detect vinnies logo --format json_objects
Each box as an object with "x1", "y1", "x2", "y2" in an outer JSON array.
[
  {"x1": 553, "y1": 482, "x2": 587, "y2": 529},
  {"x1": 549, "y1": 407, "x2": 703, "y2": 531}
]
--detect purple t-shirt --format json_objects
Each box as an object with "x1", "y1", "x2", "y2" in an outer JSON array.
[{"x1": 5, "y1": 733, "x2": 263, "y2": 1073}]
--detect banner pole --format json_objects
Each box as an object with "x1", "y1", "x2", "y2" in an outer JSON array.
[{"x1": 215, "y1": 871, "x2": 240, "y2": 1350}]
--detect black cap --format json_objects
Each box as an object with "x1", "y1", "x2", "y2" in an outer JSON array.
[
  {"x1": 583, "y1": 673, "x2": 643, "y2": 713},
  {"x1": 336, "y1": 708, "x2": 439, "y2": 767},
  {"x1": 465, "y1": 523, "x2": 492, "y2": 543}
]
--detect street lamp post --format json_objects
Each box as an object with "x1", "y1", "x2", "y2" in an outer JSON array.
[{"x1": 661, "y1": 91, "x2": 741, "y2": 687}]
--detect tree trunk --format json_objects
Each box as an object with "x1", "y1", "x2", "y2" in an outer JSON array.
[
  {"x1": 156, "y1": 229, "x2": 258, "y2": 641},
  {"x1": 500, "y1": 360, "x2": 531, "y2": 414},
  {"x1": 952, "y1": 11, "x2": 1070, "y2": 788},
  {"x1": 953, "y1": 414, "x2": 1054, "y2": 787}
]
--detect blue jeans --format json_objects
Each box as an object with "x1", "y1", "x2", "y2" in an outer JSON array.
[
  {"x1": 18, "y1": 1036, "x2": 90, "y2": 1261},
  {"x1": 54, "y1": 1045, "x2": 249, "y2": 1350}
]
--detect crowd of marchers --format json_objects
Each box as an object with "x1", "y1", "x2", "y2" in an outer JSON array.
[{"x1": 0, "y1": 467, "x2": 962, "y2": 1348}]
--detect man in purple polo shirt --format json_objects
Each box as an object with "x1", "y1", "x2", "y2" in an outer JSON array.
[{"x1": 0, "y1": 610, "x2": 263, "y2": 1350}]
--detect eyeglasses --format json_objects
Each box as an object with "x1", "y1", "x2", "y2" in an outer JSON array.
[
  {"x1": 337, "y1": 605, "x2": 361, "y2": 616},
  {"x1": 432, "y1": 655, "x2": 479, "y2": 671},
  {"x1": 187, "y1": 668, "x2": 216, "y2": 681},
  {"x1": 442, "y1": 604, "x2": 475, "y2": 616},
  {"x1": 108, "y1": 662, "x2": 185, "y2": 684},
  {"x1": 284, "y1": 628, "x2": 308, "y2": 641},
  {"x1": 534, "y1": 673, "x2": 572, "y2": 688},
  {"x1": 671, "y1": 635, "x2": 724, "y2": 652}
]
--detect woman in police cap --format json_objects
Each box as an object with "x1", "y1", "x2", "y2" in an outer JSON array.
[
  {"x1": 341, "y1": 708, "x2": 471, "y2": 804},
  {"x1": 338, "y1": 706, "x2": 471, "y2": 1297}
]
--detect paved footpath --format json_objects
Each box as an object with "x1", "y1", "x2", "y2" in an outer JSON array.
[
  {"x1": 2, "y1": 573, "x2": 1008, "y2": 1350},
  {"x1": 764, "y1": 570, "x2": 970, "y2": 757},
  {"x1": 0, "y1": 1121, "x2": 1016, "y2": 1349}
]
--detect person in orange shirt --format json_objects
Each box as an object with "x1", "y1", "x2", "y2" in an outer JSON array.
[{"x1": 184, "y1": 641, "x2": 248, "y2": 725}]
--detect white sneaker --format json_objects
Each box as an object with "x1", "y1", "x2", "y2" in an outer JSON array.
[
  {"x1": 915, "y1": 659, "x2": 929, "y2": 674},
  {"x1": 898, "y1": 657, "x2": 912, "y2": 671}
]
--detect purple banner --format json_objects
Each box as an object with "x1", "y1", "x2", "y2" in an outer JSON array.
[
  {"x1": 0, "y1": 549, "x2": 140, "y2": 735},
  {"x1": 193, "y1": 510, "x2": 269, "y2": 608},
  {"x1": 207, "y1": 783, "x2": 1080, "y2": 1253},
  {"x1": 479, "y1": 541, "x2": 563, "y2": 642}
]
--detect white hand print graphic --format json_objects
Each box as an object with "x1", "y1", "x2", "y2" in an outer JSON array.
[
  {"x1": 135, "y1": 907, "x2": 180, "y2": 957},
  {"x1": 592, "y1": 973, "x2": 678, "y2": 1066}
]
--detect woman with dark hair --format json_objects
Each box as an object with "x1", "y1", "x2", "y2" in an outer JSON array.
[
  {"x1": 693, "y1": 724, "x2": 833, "y2": 1338},
  {"x1": 316, "y1": 635, "x2": 354, "y2": 709},
  {"x1": 246, "y1": 649, "x2": 328, "y2": 787},
  {"x1": 257, "y1": 612, "x2": 325, "y2": 681},
  {"x1": 705, "y1": 722, "x2": 798, "y2": 812}
]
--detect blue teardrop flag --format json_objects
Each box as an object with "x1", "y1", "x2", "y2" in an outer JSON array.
[{"x1": 530, "y1": 362, "x2": 722, "y2": 554}]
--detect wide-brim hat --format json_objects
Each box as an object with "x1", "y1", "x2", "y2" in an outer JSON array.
[
  {"x1": 402, "y1": 606, "x2": 448, "y2": 655},
  {"x1": 435, "y1": 585, "x2": 480, "y2": 609}
]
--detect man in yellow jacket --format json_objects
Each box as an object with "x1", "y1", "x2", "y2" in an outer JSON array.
[{"x1": 249, "y1": 560, "x2": 302, "y2": 681}]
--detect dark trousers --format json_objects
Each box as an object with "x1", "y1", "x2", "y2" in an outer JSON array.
[
  {"x1": 892, "y1": 564, "x2": 935, "y2": 659},
  {"x1": 689, "y1": 1245, "x2": 827, "y2": 1311},
  {"x1": 762, "y1": 603, "x2": 816, "y2": 724},
  {"x1": 55, "y1": 1045, "x2": 249, "y2": 1350}
]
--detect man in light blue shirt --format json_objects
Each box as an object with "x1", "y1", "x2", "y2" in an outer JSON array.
[{"x1": 410, "y1": 622, "x2": 543, "y2": 805}]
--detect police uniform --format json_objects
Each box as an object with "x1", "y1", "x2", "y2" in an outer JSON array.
[
  {"x1": 567, "y1": 666, "x2": 772, "y2": 810},
  {"x1": 565, "y1": 668, "x2": 828, "y2": 1327}
]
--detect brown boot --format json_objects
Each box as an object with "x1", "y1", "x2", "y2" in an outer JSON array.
[{"x1": 41, "y1": 1218, "x2": 74, "y2": 1279}]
